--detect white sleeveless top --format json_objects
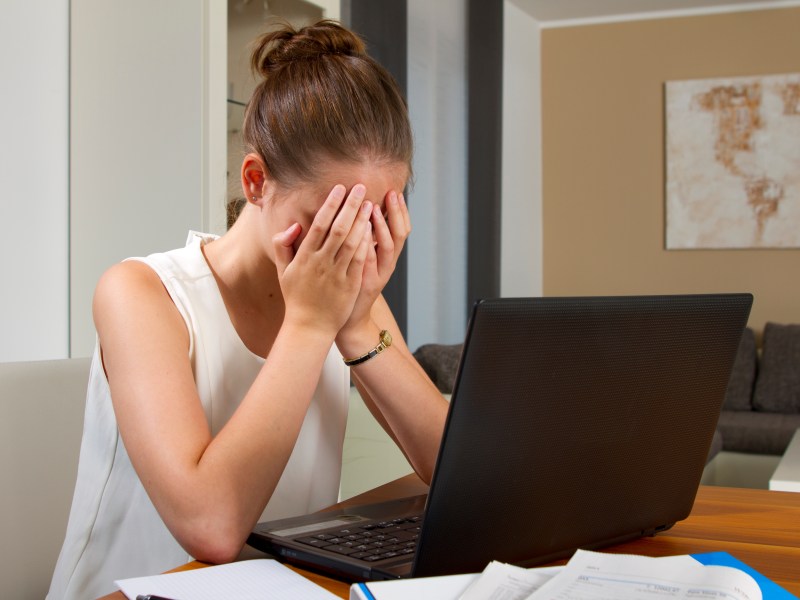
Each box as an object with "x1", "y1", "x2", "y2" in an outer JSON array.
[{"x1": 47, "y1": 232, "x2": 350, "y2": 600}]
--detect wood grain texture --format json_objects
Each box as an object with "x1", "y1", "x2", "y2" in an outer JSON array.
[{"x1": 98, "y1": 481, "x2": 800, "y2": 599}]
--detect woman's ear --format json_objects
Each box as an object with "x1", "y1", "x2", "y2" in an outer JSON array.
[{"x1": 241, "y1": 153, "x2": 272, "y2": 207}]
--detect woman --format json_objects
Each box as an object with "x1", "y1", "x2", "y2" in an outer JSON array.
[{"x1": 48, "y1": 19, "x2": 448, "y2": 599}]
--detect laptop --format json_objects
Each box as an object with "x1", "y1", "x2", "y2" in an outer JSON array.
[{"x1": 247, "y1": 294, "x2": 752, "y2": 581}]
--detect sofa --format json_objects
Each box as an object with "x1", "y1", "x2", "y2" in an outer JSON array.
[
  {"x1": 413, "y1": 322, "x2": 800, "y2": 462},
  {"x1": 717, "y1": 323, "x2": 800, "y2": 456}
]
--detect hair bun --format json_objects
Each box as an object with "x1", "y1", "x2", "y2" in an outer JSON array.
[{"x1": 251, "y1": 19, "x2": 366, "y2": 77}]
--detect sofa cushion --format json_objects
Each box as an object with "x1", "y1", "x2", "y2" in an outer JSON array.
[
  {"x1": 723, "y1": 327, "x2": 757, "y2": 411},
  {"x1": 413, "y1": 343, "x2": 463, "y2": 394},
  {"x1": 717, "y1": 410, "x2": 800, "y2": 455},
  {"x1": 752, "y1": 322, "x2": 800, "y2": 413}
]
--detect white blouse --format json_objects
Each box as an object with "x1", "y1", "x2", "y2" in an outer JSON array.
[{"x1": 47, "y1": 232, "x2": 350, "y2": 599}]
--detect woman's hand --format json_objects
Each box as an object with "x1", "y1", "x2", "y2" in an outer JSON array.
[
  {"x1": 272, "y1": 184, "x2": 374, "y2": 337},
  {"x1": 338, "y1": 189, "x2": 411, "y2": 340}
]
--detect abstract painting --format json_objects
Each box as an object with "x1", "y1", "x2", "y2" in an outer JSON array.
[{"x1": 665, "y1": 73, "x2": 800, "y2": 249}]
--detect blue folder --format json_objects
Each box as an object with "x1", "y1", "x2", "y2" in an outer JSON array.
[{"x1": 692, "y1": 552, "x2": 797, "y2": 600}]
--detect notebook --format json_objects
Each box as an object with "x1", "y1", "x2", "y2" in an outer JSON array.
[{"x1": 247, "y1": 294, "x2": 753, "y2": 582}]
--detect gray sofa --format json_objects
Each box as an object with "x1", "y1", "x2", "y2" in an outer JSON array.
[
  {"x1": 717, "y1": 323, "x2": 800, "y2": 456},
  {"x1": 414, "y1": 322, "x2": 800, "y2": 462}
]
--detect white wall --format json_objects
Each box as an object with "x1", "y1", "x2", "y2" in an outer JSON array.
[
  {"x1": 406, "y1": 0, "x2": 469, "y2": 349},
  {"x1": 2, "y1": 1, "x2": 228, "y2": 362},
  {"x1": 0, "y1": 0, "x2": 70, "y2": 362},
  {"x1": 501, "y1": 0, "x2": 543, "y2": 298},
  {"x1": 69, "y1": 0, "x2": 228, "y2": 357}
]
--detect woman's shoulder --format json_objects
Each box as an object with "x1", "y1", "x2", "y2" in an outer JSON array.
[
  {"x1": 93, "y1": 258, "x2": 191, "y2": 362},
  {"x1": 95, "y1": 236, "x2": 211, "y2": 305},
  {"x1": 93, "y1": 261, "x2": 176, "y2": 327}
]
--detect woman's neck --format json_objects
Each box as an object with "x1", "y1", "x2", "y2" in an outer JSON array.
[{"x1": 201, "y1": 216, "x2": 285, "y2": 358}]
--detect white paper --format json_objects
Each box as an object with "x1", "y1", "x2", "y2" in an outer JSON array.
[
  {"x1": 350, "y1": 567, "x2": 563, "y2": 600},
  {"x1": 525, "y1": 550, "x2": 762, "y2": 600},
  {"x1": 351, "y1": 573, "x2": 480, "y2": 600},
  {"x1": 115, "y1": 558, "x2": 339, "y2": 600},
  {"x1": 458, "y1": 561, "x2": 557, "y2": 600}
]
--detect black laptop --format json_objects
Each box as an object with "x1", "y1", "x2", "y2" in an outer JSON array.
[{"x1": 247, "y1": 294, "x2": 752, "y2": 581}]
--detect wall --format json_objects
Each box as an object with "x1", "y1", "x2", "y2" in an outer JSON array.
[
  {"x1": 540, "y1": 7, "x2": 800, "y2": 333},
  {"x1": 501, "y1": 0, "x2": 542, "y2": 298},
  {"x1": 0, "y1": 0, "x2": 69, "y2": 362},
  {"x1": 69, "y1": 0, "x2": 227, "y2": 357},
  {"x1": 226, "y1": 0, "x2": 323, "y2": 207},
  {"x1": 406, "y1": 0, "x2": 469, "y2": 349}
]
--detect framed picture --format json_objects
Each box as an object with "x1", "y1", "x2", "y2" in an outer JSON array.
[{"x1": 665, "y1": 73, "x2": 800, "y2": 249}]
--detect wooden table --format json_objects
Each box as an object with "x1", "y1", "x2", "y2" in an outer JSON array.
[{"x1": 101, "y1": 476, "x2": 800, "y2": 599}]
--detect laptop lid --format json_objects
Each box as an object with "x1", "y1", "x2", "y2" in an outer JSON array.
[{"x1": 248, "y1": 294, "x2": 752, "y2": 580}]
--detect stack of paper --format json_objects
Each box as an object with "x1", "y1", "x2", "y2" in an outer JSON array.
[
  {"x1": 351, "y1": 551, "x2": 797, "y2": 600},
  {"x1": 459, "y1": 551, "x2": 761, "y2": 600}
]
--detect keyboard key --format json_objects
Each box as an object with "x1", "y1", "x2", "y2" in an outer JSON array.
[
  {"x1": 296, "y1": 537, "x2": 332, "y2": 548},
  {"x1": 296, "y1": 513, "x2": 423, "y2": 563}
]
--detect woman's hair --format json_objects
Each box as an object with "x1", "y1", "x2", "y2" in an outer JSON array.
[{"x1": 244, "y1": 20, "x2": 413, "y2": 188}]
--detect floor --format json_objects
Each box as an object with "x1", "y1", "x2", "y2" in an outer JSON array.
[{"x1": 701, "y1": 451, "x2": 781, "y2": 490}]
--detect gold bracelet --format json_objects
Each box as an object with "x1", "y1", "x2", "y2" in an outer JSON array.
[{"x1": 343, "y1": 330, "x2": 393, "y2": 366}]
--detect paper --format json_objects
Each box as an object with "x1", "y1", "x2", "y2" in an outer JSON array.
[
  {"x1": 525, "y1": 550, "x2": 762, "y2": 600},
  {"x1": 349, "y1": 566, "x2": 563, "y2": 600},
  {"x1": 351, "y1": 573, "x2": 479, "y2": 600},
  {"x1": 458, "y1": 561, "x2": 556, "y2": 600},
  {"x1": 692, "y1": 552, "x2": 798, "y2": 600},
  {"x1": 115, "y1": 558, "x2": 339, "y2": 600}
]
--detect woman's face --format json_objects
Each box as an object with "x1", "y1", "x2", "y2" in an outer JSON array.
[{"x1": 266, "y1": 160, "x2": 409, "y2": 257}]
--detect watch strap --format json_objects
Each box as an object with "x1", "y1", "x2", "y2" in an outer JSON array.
[{"x1": 343, "y1": 330, "x2": 392, "y2": 366}]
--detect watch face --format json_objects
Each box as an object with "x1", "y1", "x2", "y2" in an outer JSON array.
[{"x1": 381, "y1": 330, "x2": 393, "y2": 347}]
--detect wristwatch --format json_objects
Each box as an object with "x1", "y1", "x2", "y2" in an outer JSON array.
[{"x1": 343, "y1": 330, "x2": 393, "y2": 366}]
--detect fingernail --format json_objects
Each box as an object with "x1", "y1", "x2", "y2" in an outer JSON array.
[
  {"x1": 389, "y1": 191, "x2": 398, "y2": 206},
  {"x1": 352, "y1": 184, "x2": 366, "y2": 199},
  {"x1": 362, "y1": 200, "x2": 373, "y2": 213}
]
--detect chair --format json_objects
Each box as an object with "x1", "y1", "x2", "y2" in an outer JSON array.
[{"x1": 0, "y1": 357, "x2": 91, "y2": 599}]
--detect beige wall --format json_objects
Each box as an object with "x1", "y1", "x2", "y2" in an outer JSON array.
[{"x1": 541, "y1": 7, "x2": 800, "y2": 335}]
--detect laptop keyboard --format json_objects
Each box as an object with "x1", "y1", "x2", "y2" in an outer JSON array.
[{"x1": 294, "y1": 515, "x2": 422, "y2": 562}]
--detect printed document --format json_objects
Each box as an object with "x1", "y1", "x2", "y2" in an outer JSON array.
[
  {"x1": 458, "y1": 561, "x2": 557, "y2": 600},
  {"x1": 526, "y1": 550, "x2": 762, "y2": 600}
]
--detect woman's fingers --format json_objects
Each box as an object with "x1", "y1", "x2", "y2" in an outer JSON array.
[
  {"x1": 387, "y1": 190, "x2": 411, "y2": 240},
  {"x1": 302, "y1": 184, "x2": 348, "y2": 251},
  {"x1": 371, "y1": 190, "x2": 410, "y2": 274},
  {"x1": 348, "y1": 222, "x2": 373, "y2": 278},
  {"x1": 333, "y1": 197, "x2": 372, "y2": 264},
  {"x1": 272, "y1": 223, "x2": 302, "y2": 276},
  {"x1": 301, "y1": 183, "x2": 372, "y2": 264},
  {"x1": 316, "y1": 183, "x2": 373, "y2": 267},
  {"x1": 399, "y1": 192, "x2": 410, "y2": 232},
  {"x1": 371, "y1": 203, "x2": 395, "y2": 271}
]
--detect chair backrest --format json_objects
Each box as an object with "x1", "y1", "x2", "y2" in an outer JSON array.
[{"x1": 0, "y1": 357, "x2": 91, "y2": 600}]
